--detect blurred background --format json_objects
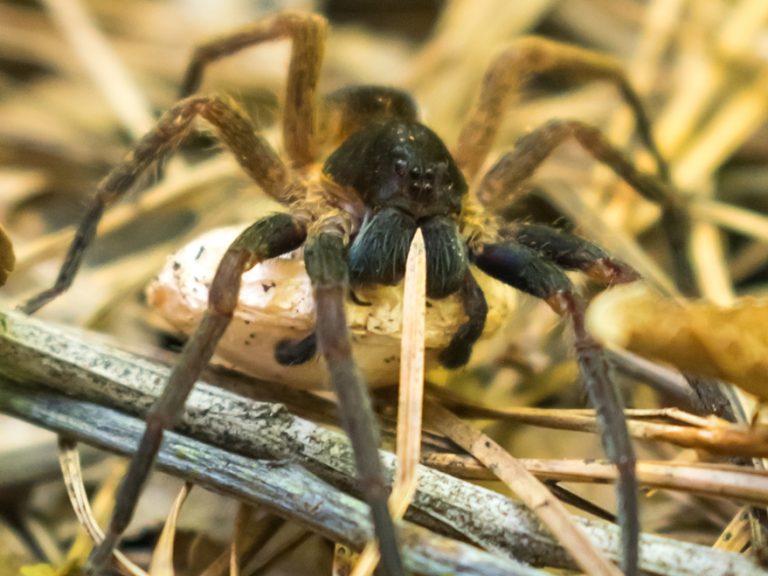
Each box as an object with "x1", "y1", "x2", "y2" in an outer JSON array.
[{"x1": 3, "y1": 0, "x2": 768, "y2": 574}]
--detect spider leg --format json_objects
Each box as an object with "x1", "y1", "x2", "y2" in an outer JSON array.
[
  {"x1": 86, "y1": 214, "x2": 307, "y2": 574},
  {"x1": 476, "y1": 119, "x2": 694, "y2": 294},
  {"x1": 275, "y1": 332, "x2": 317, "y2": 365},
  {"x1": 179, "y1": 11, "x2": 327, "y2": 168},
  {"x1": 455, "y1": 37, "x2": 667, "y2": 183},
  {"x1": 472, "y1": 241, "x2": 638, "y2": 576},
  {"x1": 19, "y1": 95, "x2": 297, "y2": 314},
  {"x1": 507, "y1": 223, "x2": 640, "y2": 284},
  {"x1": 303, "y1": 226, "x2": 405, "y2": 576},
  {"x1": 438, "y1": 271, "x2": 488, "y2": 369}
]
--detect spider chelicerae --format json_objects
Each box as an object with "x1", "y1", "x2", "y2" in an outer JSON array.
[{"x1": 20, "y1": 10, "x2": 691, "y2": 576}]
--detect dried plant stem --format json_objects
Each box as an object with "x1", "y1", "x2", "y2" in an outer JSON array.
[
  {"x1": 8, "y1": 384, "x2": 538, "y2": 576},
  {"x1": 42, "y1": 0, "x2": 155, "y2": 139},
  {"x1": 691, "y1": 198, "x2": 768, "y2": 244},
  {"x1": 439, "y1": 402, "x2": 768, "y2": 458},
  {"x1": 393, "y1": 230, "x2": 427, "y2": 515},
  {"x1": 421, "y1": 454, "x2": 768, "y2": 505},
  {"x1": 58, "y1": 440, "x2": 144, "y2": 575},
  {"x1": 353, "y1": 227, "x2": 427, "y2": 575},
  {"x1": 148, "y1": 482, "x2": 191, "y2": 575},
  {"x1": 424, "y1": 399, "x2": 622, "y2": 576},
  {"x1": 0, "y1": 308, "x2": 763, "y2": 575},
  {"x1": 663, "y1": 3, "x2": 768, "y2": 306},
  {"x1": 595, "y1": 0, "x2": 685, "y2": 220}
]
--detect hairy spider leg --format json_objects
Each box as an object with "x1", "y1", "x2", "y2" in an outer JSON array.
[
  {"x1": 179, "y1": 11, "x2": 327, "y2": 168},
  {"x1": 454, "y1": 36, "x2": 669, "y2": 183},
  {"x1": 507, "y1": 223, "x2": 640, "y2": 284},
  {"x1": 304, "y1": 225, "x2": 406, "y2": 576},
  {"x1": 437, "y1": 271, "x2": 488, "y2": 368},
  {"x1": 472, "y1": 242, "x2": 638, "y2": 576},
  {"x1": 470, "y1": 119, "x2": 677, "y2": 576},
  {"x1": 419, "y1": 216, "x2": 487, "y2": 369},
  {"x1": 475, "y1": 118, "x2": 694, "y2": 293},
  {"x1": 19, "y1": 95, "x2": 297, "y2": 314},
  {"x1": 87, "y1": 214, "x2": 307, "y2": 574}
]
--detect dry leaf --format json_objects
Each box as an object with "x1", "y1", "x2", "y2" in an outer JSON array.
[
  {"x1": 0, "y1": 224, "x2": 15, "y2": 286},
  {"x1": 587, "y1": 282, "x2": 768, "y2": 401},
  {"x1": 148, "y1": 483, "x2": 192, "y2": 576},
  {"x1": 20, "y1": 565, "x2": 57, "y2": 576},
  {"x1": 57, "y1": 441, "x2": 146, "y2": 576}
]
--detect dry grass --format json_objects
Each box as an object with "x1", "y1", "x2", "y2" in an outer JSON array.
[{"x1": 3, "y1": 0, "x2": 768, "y2": 574}]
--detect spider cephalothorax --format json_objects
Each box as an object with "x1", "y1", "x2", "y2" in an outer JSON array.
[
  {"x1": 325, "y1": 120, "x2": 469, "y2": 299},
  {"x1": 20, "y1": 11, "x2": 690, "y2": 576}
]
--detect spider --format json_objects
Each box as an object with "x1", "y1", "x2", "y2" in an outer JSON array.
[{"x1": 19, "y1": 11, "x2": 689, "y2": 576}]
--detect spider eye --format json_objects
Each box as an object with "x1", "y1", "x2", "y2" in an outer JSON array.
[
  {"x1": 409, "y1": 166, "x2": 422, "y2": 179},
  {"x1": 394, "y1": 157, "x2": 407, "y2": 175}
]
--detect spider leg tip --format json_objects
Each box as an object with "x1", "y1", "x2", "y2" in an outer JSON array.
[{"x1": 586, "y1": 258, "x2": 641, "y2": 285}]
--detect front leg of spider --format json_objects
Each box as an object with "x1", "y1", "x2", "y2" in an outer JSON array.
[
  {"x1": 18, "y1": 10, "x2": 406, "y2": 574},
  {"x1": 304, "y1": 228, "x2": 405, "y2": 576},
  {"x1": 86, "y1": 215, "x2": 307, "y2": 574},
  {"x1": 472, "y1": 239, "x2": 639, "y2": 575},
  {"x1": 280, "y1": 117, "x2": 479, "y2": 576},
  {"x1": 508, "y1": 223, "x2": 640, "y2": 284},
  {"x1": 456, "y1": 46, "x2": 686, "y2": 570}
]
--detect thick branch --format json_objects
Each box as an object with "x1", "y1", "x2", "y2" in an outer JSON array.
[
  {"x1": 0, "y1": 308, "x2": 762, "y2": 576},
  {"x1": 0, "y1": 381, "x2": 537, "y2": 576}
]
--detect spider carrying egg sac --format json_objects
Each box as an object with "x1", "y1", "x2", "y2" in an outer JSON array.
[{"x1": 147, "y1": 225, "x2": 518, "y2": 389}]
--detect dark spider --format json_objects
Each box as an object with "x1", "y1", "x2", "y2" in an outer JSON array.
[{"x1": 19, "y1": 11, "x2": 691, "y2": 576}]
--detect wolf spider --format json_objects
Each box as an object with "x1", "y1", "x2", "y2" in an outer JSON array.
[{"x1": 21, "y1": 11, "x2": 688, "y2": 576}]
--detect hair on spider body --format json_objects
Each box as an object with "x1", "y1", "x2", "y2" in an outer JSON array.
[{"x1": 324, "y1": 120, "x2": 466, "y2": 218}]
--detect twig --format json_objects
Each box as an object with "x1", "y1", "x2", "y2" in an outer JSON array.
[
  {"x1": 0, "y1": 383, "x2": 537, "y2": 576},
  {"x1": 353, "y1": 221, "x2": 428, "y2": 574},
  {"x1": 430, "y1": 388, "x2": 768, "y2": 458},
  {"x1": 0, "y1": 308, "x2": 763, "y2": 576},
  {"x1": 606, "y1": 348, "x2": 699, "y2": 411},
  {"x1": 546, "y1": 411, "x2": 768, "y2": 456},
  {"x1": 421, "y1": 453, "x2": 768, "y2": 505},
  {"x1": 424, "y1": 399, "x2": 621, "y2": 576}
]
